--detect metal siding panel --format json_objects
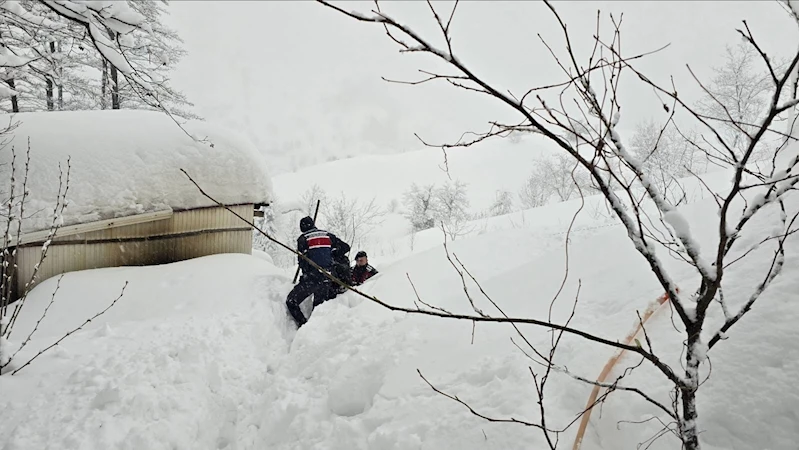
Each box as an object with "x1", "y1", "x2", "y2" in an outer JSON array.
[
  {"x1": 11, "y1": 205, "x2": 254, "y2": 300},
  {"x1": 213, "y1": 229, "x2": 219, "y2": 255}
]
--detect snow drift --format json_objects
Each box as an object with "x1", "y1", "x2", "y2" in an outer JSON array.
[
  {"x1": 0, "y1": 110, "x2": 273, "y2": 233},
  {"x1": 1, "y1": 115, "x2": 797, "y2": 449},
  {"x1": 0, "y1": 176, "x2": 796, "y2": 449}
]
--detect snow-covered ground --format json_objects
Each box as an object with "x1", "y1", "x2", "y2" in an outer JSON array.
[{"x1": 1, "y1": 146, "x2": 797, "y2": 448}]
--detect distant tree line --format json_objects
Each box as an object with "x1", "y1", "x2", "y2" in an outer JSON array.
[{"x1": 0, "y1": 0, "x2": 195, "y2": 117}]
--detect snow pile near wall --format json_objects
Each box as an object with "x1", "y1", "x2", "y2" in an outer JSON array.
[
  {"x1": 0, "y1": 110, "x2": 273, "y2": 233},
  {"x1": 0, "y1": 254, "x2": 297, "y2": 449}
]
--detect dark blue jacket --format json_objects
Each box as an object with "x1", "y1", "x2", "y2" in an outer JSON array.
[{"x1": 297, "y1": 228, "x2": 349, "y2": 278}]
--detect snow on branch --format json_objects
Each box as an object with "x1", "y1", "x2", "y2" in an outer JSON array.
[{"x1": 0, "y1": 0, "x2": 193, "y2": 125}]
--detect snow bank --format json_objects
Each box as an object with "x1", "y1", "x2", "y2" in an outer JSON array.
[
  {"x1": 1, "y1": 254, "x2": 296, "y2": 449},
  {"x1": 2, "y1": 143, "x2": 798, "y2": 449},
  {"x1": 1, "y1": 187, "x2": 796, "y2": 449},
  {"x1": 0, "y1": 110, "x2": 273, "y2": 233},
  {"x1": 263, "y1": 191, "x2": 798, "y2": 450}
]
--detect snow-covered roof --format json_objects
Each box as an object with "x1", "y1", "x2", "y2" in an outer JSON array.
[{"x1": 0, "y1": 110, "x2": 273, "y2": 234}]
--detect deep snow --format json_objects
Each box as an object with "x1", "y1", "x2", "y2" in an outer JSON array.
[
  {"x1": 0, "y1": 110, "x2": 273, "y2": 234},
  {"x1": 1, "y1": 163, "x2": 797, "y2": 449}
]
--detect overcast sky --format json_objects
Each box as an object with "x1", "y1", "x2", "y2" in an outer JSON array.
[{"x1": 166, "y1": 1, "x2": 798, "y2": 174}]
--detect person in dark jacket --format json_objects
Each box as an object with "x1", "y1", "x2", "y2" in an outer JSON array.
[
  {"x1": 329, "y1": 241, "x2": 352, "y2": 298},
  {"x1": 286, "y1": 216, "x2": 350, "y2": 328},
  {"x1": 351, "y1": 251, "x2": 378, "y2": 286}
]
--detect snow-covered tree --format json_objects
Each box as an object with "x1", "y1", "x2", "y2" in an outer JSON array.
[
  {"x1": 323, "y1": 192, "x2": 384, "y2": 250},
  {"x1": 253, "y1": 203, "x2": 278, "y2": 256},
  {"x1": 402, "y1": 183, "x2": 437, "y2": 232},
  {"x1": 299, "y1": 184, "x2": 326, "y2": 217},
  {"x1": 488, "y1": 189, "x2": 513, "y2": 217},
  {"x1": 434, "y1": 179, "x2": 470, "y2": 240},
  {"x1": 630, "y1": 120, "x2": 705, "y2": 204},
  {"x1": 109, "y1": 0, "x2": 196, "y2": 116},
  {"x1": 387, "y1": 197, "x2": 399, "y2": 214},
  {"x1": 696, "y1": 42, "x2": 775, "y2": 163},
  {"x1": 518, "y1": 154, "x2": 594, "y2": 208},
  {"x1": 0, "y1": 0, "x2": 194, "y2": 117},
  {"x1": 519, "y1": 173, "x2": 550, "y2": 209},
  {"x1": 541, "y1": 154, "x2": 582, "y2": 202}
]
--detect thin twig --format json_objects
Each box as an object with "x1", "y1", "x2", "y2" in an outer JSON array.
[{"x1": 11, "y1": 281, "x2": 127, "y2": 375}]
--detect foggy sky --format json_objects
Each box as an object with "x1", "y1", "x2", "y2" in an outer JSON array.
[{"x1": 166, "y1": 1, "x2": 798, "y2": 174}]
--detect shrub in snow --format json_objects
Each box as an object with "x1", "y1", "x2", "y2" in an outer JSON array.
[
  {"x1": 518, "y1": 173, "x2": 550, "y2": 209},
  {"x1": 0, "y1": 141, "x2": 127, "y2": 375},
  {"x1": 257, "y1": 202, "x2": 304, "y2": 269},
  {"x1": 434, "y1": 180, "x2": 471, "y2": 240},
  {"x1": 401, "y1": 180, "x2": 472, "y2": 239},
  {"x1": 299, "y1": 184, "x2": 327, "y2": 217},
  {"x1": 629, "y1": 120, "x2": 705, "y2": 205},
  {"x1": 402, "y1": 183, "x2": 438, "y2": 232},
  {"x1": 0, "y1": 314, "x2": 10, "y2": 366},
  {"x1": 387, "y1": 198, "x2": 400, "y2": 214},
  {"x1": 322, "y1": 192, "x2": 384, "y2": 251},
  {"x1": 487, "y1": 189, "x2": 514, "y2": 217},
  {"x1": 403, "y1": 180, "x2": 471, "y2": 239},
  {"x1": 254, "y1": 204, "x2": 281, "y2": 262},
  {"x1": 518, "y1": 154, "x2": 597, "y2": 210},
  {"x1": 696, "y1": 42, "x2": 778, "y2": 164},
  {"x1": 507, "y1": 130, "x2": 524, "y2": 144}
]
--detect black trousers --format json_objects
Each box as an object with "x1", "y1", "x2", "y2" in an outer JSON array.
[{"x1": 286, "y1": 277, "x2": 331, "y2": 327}]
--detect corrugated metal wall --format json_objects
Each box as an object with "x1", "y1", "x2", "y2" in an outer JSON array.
[{"x1": 15, "y1": 205, "x2": 253, "y2": 298}]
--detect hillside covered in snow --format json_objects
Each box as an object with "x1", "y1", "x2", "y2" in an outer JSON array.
[{"x1": 268, "y1": 134, "x2": 720, "y2": 268}]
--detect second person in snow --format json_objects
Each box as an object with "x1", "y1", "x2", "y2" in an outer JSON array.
[{"x1": 351, "y1": 250, "x2": 378, "y2": 285}]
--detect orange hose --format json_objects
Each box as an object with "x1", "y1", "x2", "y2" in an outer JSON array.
[{"x1": 571, "y1": 289, "x2": 676, "y2": 450}]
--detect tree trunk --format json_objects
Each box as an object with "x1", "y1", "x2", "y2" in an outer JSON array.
[
  {"x1": 110, "y1": 65, "x2": 119, "y2": 109},
  {"x1": 105, "y1": 26, "x2": 120, "y2": 110},
  {"x1": 7, "y1": 79, "x2": 18, "y2": 113},
  {"x1": 46, "y1": 41, "x2": 56, "y2": 111},
  {"x1": 57, "y1": 41, "x2": 63, "y2": 110},
  {"x1": 101, "y1": 59, "x2": 108, "y2": 110},
  {"x1": 680, "y1": 324, "x2": 702, "y2": 450},
  {"x1": 680, "y1": 387, "x2": 700, "y2": 450},
  {"x1": 46, "y1": 79, "x2": 54, "y2": 111},
  {"x1": 0, "y1": 31, "x2": 18, "y2": 113}
]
